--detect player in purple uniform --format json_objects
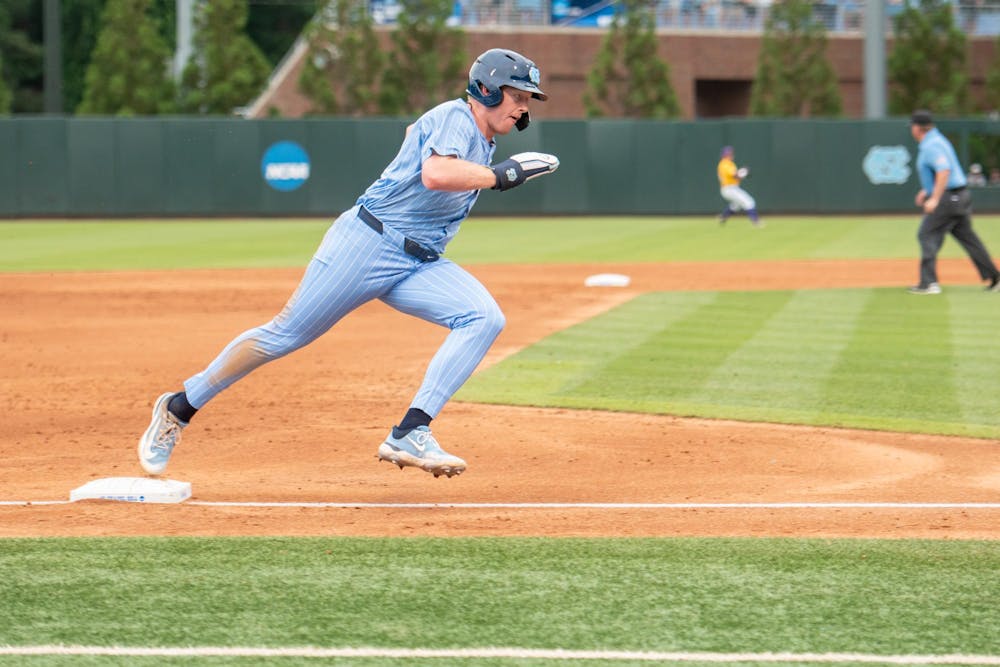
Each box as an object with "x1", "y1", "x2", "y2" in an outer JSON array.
[{"x1": 138, "y1": 49, "x2": 559, "y2": 478}]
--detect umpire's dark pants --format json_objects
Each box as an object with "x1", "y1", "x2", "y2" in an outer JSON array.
[{"x1": 917, "y1": 188, "x2": 1000, "y2": 286}]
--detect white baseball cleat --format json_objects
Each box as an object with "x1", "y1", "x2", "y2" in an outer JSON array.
[
  {"x1": 137, "y1": 392, "x2": 188, "y2": 475},
  {"x1": 377, "y1": 426, "x2": 466, "y2": 478}
]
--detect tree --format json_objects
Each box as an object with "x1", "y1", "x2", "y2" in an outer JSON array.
[
  {"x1": 583, "y1": 0, "x2": 679, "y2": 118},
  {"x1": 378, "y1": 0, "x2": 466, "y2": 116},
  {"x1": 247, "y1": 2, "x2": 315, "y2": 67},
  {"x1": 77, "y1": 0, "x2": 176, "y2": 115},
  {"x1": 749, "y1": 0, "x2": 842, "y2": 117},
  {"x1": 888, "y1": 0, "x2": 968, "y2": 116},
  {"x1": 299, "y1": 0, "x2": 384, "y2": 115},
  {"x1": 58, "y1": 0, "x2": 176, "y2": 114},
  {"x1": 0, "y1": 0, "x2": 43, "y2": 112},
  {"x1": 179, "y1": 0, "x2": 271, "y2": 114},
  {"x1": 0, "y1": 52, "x2": 11, "y2": 113},
  {"x1": 62, "y1": 0, "x2": 108, "y2": 114}
]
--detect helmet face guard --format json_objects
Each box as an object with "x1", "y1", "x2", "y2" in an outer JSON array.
[{"x1": 467, "y1": 49, "x2": 547, "y2": 130}]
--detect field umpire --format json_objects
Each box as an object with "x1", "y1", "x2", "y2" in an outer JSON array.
[{"x1": 908, "y1": 109, "x2": 1000, "y2": 294}]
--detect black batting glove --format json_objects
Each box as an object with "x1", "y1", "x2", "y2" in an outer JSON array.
[
  {"x1": 491, "y1": 152, "x2": 560, "y2": 191},
  {"x1": 492, "y1": 159, "x2": 526, "y2": 191}
]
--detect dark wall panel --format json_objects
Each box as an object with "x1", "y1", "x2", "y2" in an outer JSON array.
[
  {"x1": 67, "y1": 119, "x2": 117, "y2": 215},
  {"x1": 212, "y1": 120, "x2": 263, "y2": 214},
  {"x1": 18, "y1": 118, "x2": 70, "y2": 215},
  {"x1": 0, "y1": 123, "x2": 18, "y2": 216},
  {"x1": 2, "y1": 116, "x2": 997, "y2": 217},
  {"x1": 115, "y1": 120, "x2": 166, "y2": 215}
]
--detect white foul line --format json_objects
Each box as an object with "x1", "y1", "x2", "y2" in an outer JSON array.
[
  {"x1": 3, "y1": 500, "x2": 1000, "y2": 509},
  {"x1": 187, "y1": 501, "x2": 1000, "y2": 509},
  {"x1": 0, "y1": 646, "x2": 998, "y2": 664}
]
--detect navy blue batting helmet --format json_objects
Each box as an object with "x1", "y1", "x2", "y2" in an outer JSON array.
[{"x1": 467, "y1": 49, "x2": 548, "y2": 107}]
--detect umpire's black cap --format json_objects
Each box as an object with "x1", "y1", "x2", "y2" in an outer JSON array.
[{"x1": 910, "y1": 109, "x2": 934, "y2": 126}]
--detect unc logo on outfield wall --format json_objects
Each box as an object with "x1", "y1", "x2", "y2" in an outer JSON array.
[
  {"x1": 862, "y1": 146, "x2": 911, "y2": 185},
  {"x1": 262, "y1": 141, "x2": 310, "y2": 192}
]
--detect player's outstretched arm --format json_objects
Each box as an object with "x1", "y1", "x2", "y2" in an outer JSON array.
[
  {"x1": 422, "y1": 153, "x2": 499, "y2": 191},
  {"x1": 492, "y1": 152, "x2": 560, "y2": 191},
  {"x1": 421, "y1": 152, "x2": 560, "y2": 193}
]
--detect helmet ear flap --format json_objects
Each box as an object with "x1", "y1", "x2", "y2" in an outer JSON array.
[{"x1": 467, "y1": 79, "x2": 504, "y2": 107}]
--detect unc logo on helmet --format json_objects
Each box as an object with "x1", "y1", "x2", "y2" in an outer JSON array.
[
  {"x1": 529, "y1": 66, "x2": 541, "y2": 86},
  {"x1": 467, "y1": 48, "x2": 548, "y2": 131}
]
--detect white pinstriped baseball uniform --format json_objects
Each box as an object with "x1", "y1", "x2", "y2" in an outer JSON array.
[{"x1": 183, "y1": 99, "x2": 503, "y2": 418}]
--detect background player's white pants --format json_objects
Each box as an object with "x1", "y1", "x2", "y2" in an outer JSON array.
[
  {"x1": 720, "y1": 184, "x2": 756, "y2": 211},
  {"x1": 183, "y1": 209, "x2": 505, "y2": 418}
]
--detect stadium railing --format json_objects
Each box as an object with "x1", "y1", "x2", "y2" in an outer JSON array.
[{"x1": 367, "y1": 0, "x2": 1000, "y2": 34}]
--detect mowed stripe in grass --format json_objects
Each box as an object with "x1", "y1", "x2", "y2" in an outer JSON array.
[
  {"x1": 458, "y1": 287, "x2": 1000, "y2": 438},
  {"x1": 818, "y1": 290, "x2": 960, "y2": 430}
]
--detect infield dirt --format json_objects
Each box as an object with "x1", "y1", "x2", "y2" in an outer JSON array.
[{"x1": 2, "y1": 258, "x2": 998, "y2": 539}]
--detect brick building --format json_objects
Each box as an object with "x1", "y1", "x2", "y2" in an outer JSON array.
[{"x1": 245, "y1": 27, "x2": 999, "y2": 120}]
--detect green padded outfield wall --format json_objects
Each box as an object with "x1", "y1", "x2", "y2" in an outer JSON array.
[{"x1": 1, "y1": 116, "x2": 998, "y2": 217}]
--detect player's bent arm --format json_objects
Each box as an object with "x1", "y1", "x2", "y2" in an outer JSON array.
[{"x1": 422, "y1": 153, "x2": 495, "y2": 192}]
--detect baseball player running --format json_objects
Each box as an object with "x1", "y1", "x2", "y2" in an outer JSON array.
[
  {"x1": 138, "y1": 48, "x2": 559, "y2": 479},
  {"x1": 717, "y1": 145, "x2": 763, "y2": 228}
]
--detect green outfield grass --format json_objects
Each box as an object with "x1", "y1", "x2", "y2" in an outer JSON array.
[
  {"x1": 0, "y1": 220, "x2": 329, "y2": 272},
  {"x1": 458, "y1": 286, "x2": 1000, "y2": 439},
  {"x1": 2, "y1": 215, "x2": 1000, "y2": 271},
  {"x1": 1, "y1": 537, "x2": 998, "y2": 665}
]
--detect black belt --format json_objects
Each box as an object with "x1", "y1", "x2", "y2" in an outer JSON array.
[
  {"x1": 947, "y1": 186, "x2": 967, "y2": 193},
  {"x1": 358, "y1": 206, "x2": 439, "y2": 262}
]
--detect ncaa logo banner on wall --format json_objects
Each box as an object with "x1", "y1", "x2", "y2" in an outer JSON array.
[{"x1": 262, "y1": 141, "x2": 311, "y2": 192}]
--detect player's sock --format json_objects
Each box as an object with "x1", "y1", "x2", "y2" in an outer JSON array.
[
  {"x1": 719, "y1": 207, "x2": 732, "y2": 222},
  {"x1": 748, "y1": 208, "x2": 760, "y2": 223},
  {"x1": 167, "y1": 391, "x2": 198, "y2": 423},
  {"x1": 393, "y1": 408, "x2": 432, "y2": 438}
]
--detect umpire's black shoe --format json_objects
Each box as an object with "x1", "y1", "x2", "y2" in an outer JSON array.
[{"x1": 986, "y1": 276, "x2": 1000, "y2": 292}]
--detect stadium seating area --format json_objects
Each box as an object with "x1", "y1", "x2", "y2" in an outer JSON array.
[{"x1": 368, "y1": 0, "x2": 1000, "y2": 33}]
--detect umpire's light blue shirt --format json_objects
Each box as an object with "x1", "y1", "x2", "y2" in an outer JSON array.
[
  {"x1": 916, "y1": 127, "x2": 967, "y2": 193},
  {"x1": 357, "y1": 99, "x2": 497, "y2": 252}
]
